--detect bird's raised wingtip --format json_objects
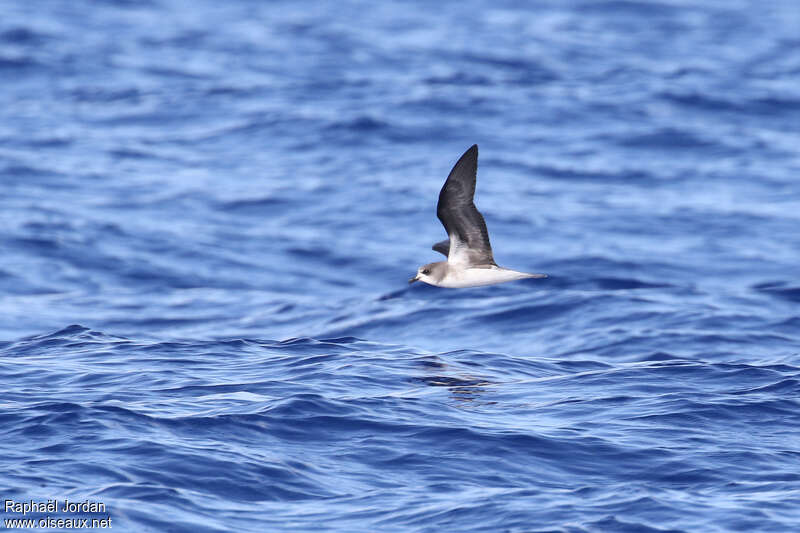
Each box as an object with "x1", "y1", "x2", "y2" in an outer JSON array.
[{"x1": 432, "y1": 239, "x2": 450, "y2": 257}]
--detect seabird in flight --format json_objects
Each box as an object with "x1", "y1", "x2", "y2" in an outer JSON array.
[{"x1": 409, "y1": 144, "x2": 547, "y2": 288}]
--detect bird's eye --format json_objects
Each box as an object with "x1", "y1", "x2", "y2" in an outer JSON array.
[{"x1": 422, "y1": 269, "x2": 430, "y2": 275}]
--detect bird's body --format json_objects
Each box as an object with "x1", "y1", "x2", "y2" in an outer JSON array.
[
  {"x1": 410, "y1": 144, "x2": 546, "y2": 288},
  {"x1": 416, "y1": 261, "x2": 543, "y2": 288}
]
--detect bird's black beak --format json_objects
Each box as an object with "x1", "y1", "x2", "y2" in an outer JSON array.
[{"x1": 408, "y1": 276, "x2": 419, "y2": 284}]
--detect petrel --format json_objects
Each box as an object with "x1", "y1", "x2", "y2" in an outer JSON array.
[{"x1": 409, "y1": 144, "x2": 547, "y2": 288}]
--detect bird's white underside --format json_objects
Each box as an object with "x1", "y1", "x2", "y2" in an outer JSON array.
[
  {"x1": 416, "y1": 231, "x2": 544, "y2": 288},
  {"x1": 428, "y1": 265, "x2": 541, "y2": 288}
]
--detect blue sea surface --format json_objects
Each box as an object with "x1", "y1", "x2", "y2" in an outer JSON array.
[{"x1": 2, "y1": 0, "x2": 800, "y2": 531}]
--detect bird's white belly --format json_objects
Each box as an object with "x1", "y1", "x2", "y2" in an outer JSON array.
[{"x1": 437, "y1": 266, "x2": 533, "y2": 288}]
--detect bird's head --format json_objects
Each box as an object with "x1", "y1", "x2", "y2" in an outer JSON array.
[{"x1": 409, "y1": 262, "x2": 446, "y2": 286}]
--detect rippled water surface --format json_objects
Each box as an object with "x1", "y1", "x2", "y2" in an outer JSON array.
[{"x1": 2, "y1": 1, "x2": 800, "y2": 531}]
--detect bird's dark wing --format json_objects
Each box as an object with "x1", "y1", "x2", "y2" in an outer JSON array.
[
  {"x1": 436, "y1": 144, "x2": 495, "y2": 267},
  {"x1": 432, "y1": 239, "x2": 450, "y2": 256}
]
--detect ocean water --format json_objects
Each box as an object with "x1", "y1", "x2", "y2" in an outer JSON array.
[{"x1": 2, "y1": 0, "x2": 800, "y2": 531}]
